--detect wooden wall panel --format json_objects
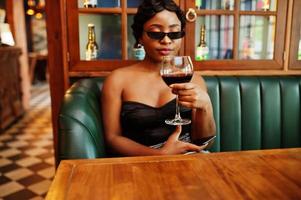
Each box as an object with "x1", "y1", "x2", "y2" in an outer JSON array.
[{"x1": 45, "y1": 0, "x2": 69, "y2": 167}]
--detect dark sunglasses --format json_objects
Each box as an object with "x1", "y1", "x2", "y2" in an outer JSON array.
[{"x1": 146, "y1": 31, "x2": 185, "y2": 40}]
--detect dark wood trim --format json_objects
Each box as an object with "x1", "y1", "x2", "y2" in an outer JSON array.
[
  {"x1": 66, "y1": 0, "x2": 80, "y2": 70},
  {"x1": 233, "y1": 0, "x2": 240, "y2": 59},
  {"x1": 121, "y1": 0, "x2": 127, "y2": 59},
  {"x1": 68, "y1": 69, "x2": 301, "y2": 77},
  {"x1": 239, "y1": 11, "x2": 277, "y2": 16},
  {"x1": 289, "y1": 0, "x2": 301, "y2": 69},
  {"x1": 184, "y1": 0, "x2": 195, "y2": 58},
  {"x1": 78, "y1": 8, "x2": 122, "y2": 14},
  {"x1": 126, "y1": 8, "x2": 138, "y2": 14},
  {"x1": 193, "y1": 60, "x2": 283, "y2": 70},
  {"x1": 68, "y1": 59, "x2": 283, "y2": 72},
  {"x1": 70, "y1": 60, "x2": 138, "y2": 72},
  {"x1": 273, "y1": 0, "x2": 288, "y2": 66},
  {"x1": 196, "y1": 10, "x2": 277, "y2": 16},
  {"x1": 46, "y1": 0, "x2": 69, "y2": 167}
]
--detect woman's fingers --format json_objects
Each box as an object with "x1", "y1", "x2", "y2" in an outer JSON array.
[
  {"x1": 178, "y1": 95, "x2": 196, "y2": 102},
  {"x1": 170, "y1": 83, "x2": 194, "y2": 90},
  {"x1": 171, "y1": 83, "x2": 195, "y2": 94},
  {"x1": 164, "y1": 126, "x2": 209, "y2": 154},
  {"x1": 185, "y1": 142, "x2": 208, "y2": 152}
]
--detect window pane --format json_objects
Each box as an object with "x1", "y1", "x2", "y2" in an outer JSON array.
[
  {"x1": 98, "y1": 0, "x2": 120, "y2": 8},
  {"x1": 79, "y1": 14, "x2": 121, "y2": 60},
  {"x1": 127, "y1": 0, "x2": 144, "y2": 8},
  {"x1": 196, "y1": 0, "x2": 234, "y2": 10},
  {"x1": 195, "y1": 15, "x2": 234, "y2": 60},
  {"x1": 239, "y1": 16, "x2": 275, "y2": 60},
  {"x1": 240, "y1": 0, "x2": 277, "y2": 11},
  {"x1": 127, "y1": 15, "x2": 136, "y2": 59}
]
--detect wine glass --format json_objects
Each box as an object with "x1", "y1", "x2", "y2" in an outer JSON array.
[{"x1": 160, "y1": 56, "x2": 194, "y2": 125}]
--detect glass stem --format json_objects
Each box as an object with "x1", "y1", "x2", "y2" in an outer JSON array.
[{"x1": 175, "y1": 95, "x2": 182, "y2": 120}]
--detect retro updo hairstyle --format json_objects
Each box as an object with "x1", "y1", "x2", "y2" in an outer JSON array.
[{"x1": 131, "y1": 0, "x2": 186, "y2": 43}]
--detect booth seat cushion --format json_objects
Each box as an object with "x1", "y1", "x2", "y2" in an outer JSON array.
[{"x1": 58, "y1": 76, "x2": 301, "y2": 162}]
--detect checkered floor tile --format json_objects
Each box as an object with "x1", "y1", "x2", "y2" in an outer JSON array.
[{"x1": 0, "y1": 83, "x2": 54, "y2": 200}]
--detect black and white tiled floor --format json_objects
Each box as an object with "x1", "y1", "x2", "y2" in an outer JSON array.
[{"x1": 0, "y1": 83, "x2": 54, "y2": 200}]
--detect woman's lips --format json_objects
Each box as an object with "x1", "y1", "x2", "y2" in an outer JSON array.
[{"x1": 157, "y1": 48, "x2": 172, "y2": 56}]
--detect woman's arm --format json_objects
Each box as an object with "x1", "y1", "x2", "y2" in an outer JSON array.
[{"x1": 170, "y1": 75, "x2": 216, "y2": 142}]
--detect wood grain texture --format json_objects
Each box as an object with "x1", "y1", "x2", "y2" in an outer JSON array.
[{"x1": 46, "y1": 148, "x2": 301, "y2": 200}]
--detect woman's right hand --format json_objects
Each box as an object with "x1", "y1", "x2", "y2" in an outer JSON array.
[{"x1": 160, "y1": 126, "x2": 207, "y2": 155}]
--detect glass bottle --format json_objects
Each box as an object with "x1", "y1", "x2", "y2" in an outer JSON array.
[
  {"x1": 256, "y1": 0, "x2": 270, "y2": 11},
  {"x1": 83, "y1": 0, "x2": 97, "y2": 8},
  {"x1": 85, "y1": 24, "x2": 99, "y2": 60},
  {"x1": 262, "y1": 0, "x2": 270, "y2": 11},
  {"x1": 132, "y1": 42, "x2": 145, "y2": 60},
  {"x1": 196, "y1": 25, "x2": 209, "y2": 61},
  {"x1": 195, "y1": 0, "x2": 201, "y2": 9},
  {"x1": 242, "y1": 24, "x2": 254, "y2": 59},
  {"x1": 223, "y1": 0, "x2": 233, "y2": 10}
]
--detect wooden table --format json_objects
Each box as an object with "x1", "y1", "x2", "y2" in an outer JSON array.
[{"x1": 46, "y1": 148, "x2": 301, "y2": 200}]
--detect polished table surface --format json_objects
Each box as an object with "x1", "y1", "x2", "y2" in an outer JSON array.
[{"x1": 46, "y1": 148, "x2": 301, "y2": 200}]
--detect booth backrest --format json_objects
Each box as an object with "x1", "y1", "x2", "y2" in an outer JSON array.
[
  {"x1": 205, "y1": 76, "x2": 301, "y2": 152},
  {"x1": 58, "y1": 76, "x2": 301, "y2": 162},
  {"x1": 58, "y1": 78, "x2": 105, "y2": 161}
]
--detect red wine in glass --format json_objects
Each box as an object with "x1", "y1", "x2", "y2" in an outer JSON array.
[
  {"x1": 162, "y1": 73, "x2": 193, "y2": 86},
  {"x1": 160, "y1": 56, "x2": 194, "y2": 125}
]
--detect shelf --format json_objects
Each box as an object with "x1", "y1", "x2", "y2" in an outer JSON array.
[
  {"x1": 196, "y1": 10, "x2": 277, "y2": 15},
  {"x1": 78, "y1": 8, "x2": 138, "y2": 14},
  {"x1": 68, "y1": 0, "x2": 296, "y2": 72},
  {"x1": 78, "y1": 8, "x2": 122, "y2": 14}
]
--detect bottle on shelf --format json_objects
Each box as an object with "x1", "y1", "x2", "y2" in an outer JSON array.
[
  {"x1": 242, "y1": 24, "x2": 254, "y2": 59},
  {"x1": 262, "y1": 0, "x2": 270, "y2": 11},
  {"x1": 132, "y1": 42, "x2": 145, "y2": 60},
  {"x1": 196, "y1": 25, "x2": 209, "y2": 61},
  {"x1": 256, "y1": 0, "x2": 270, "y2": 11},
  {"x1": 83, "y1": 0, "x2": 97, "y2": 8},
  {"x1": 195, "y1": 0, "x2": 201, "y2": 9},
  {"x1": 85, "y1": 23, "x2": 99, "y2": 60},
  {"x1": 223, "y1": 0, "x2": 233, "y2": 10}
]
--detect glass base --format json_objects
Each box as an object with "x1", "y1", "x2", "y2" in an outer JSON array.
[{"x1": 165, "y1": 118, "x2": 191, "y2": 125}]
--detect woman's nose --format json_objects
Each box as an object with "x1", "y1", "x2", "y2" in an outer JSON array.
[{"x1": 160, "y1": 35, "x2": 172, "y2": 44}]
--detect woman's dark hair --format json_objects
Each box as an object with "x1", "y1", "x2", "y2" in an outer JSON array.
[{"x1": 131, "y1": 0, "x2": 186, "y2": 43}]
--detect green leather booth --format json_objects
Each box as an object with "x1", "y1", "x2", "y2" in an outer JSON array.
[{"x1": 58, "y1": 76, "x2": 301, "y2": 163}]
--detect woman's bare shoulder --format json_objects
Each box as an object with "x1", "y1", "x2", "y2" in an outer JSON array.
[{"x1": 103, "y1": 64, "x2": 139, "y2": 89}]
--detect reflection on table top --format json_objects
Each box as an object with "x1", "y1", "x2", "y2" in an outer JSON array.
[{"x1": 46, "y1": 148, "x2": 301, "y2": 200}]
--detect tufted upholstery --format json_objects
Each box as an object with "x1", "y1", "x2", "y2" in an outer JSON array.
[
  {"x1": 58, "y1": 78, "x2": 105, "y2": 162},
  {"x1": 58, "y1": 76, "x2": 301, "y2": 163},
  {"x1": 205, "y1": 76, "x2": 301, "y2": 152}
]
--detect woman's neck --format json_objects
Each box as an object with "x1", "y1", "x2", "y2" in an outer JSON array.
[{"x1": 140, "y1": 57, "x2": 162, "y2": 73}]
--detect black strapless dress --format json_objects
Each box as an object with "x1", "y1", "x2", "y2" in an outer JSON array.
[{"x1": 120, "y1": 99, "x2": 192, "y2": 146}]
